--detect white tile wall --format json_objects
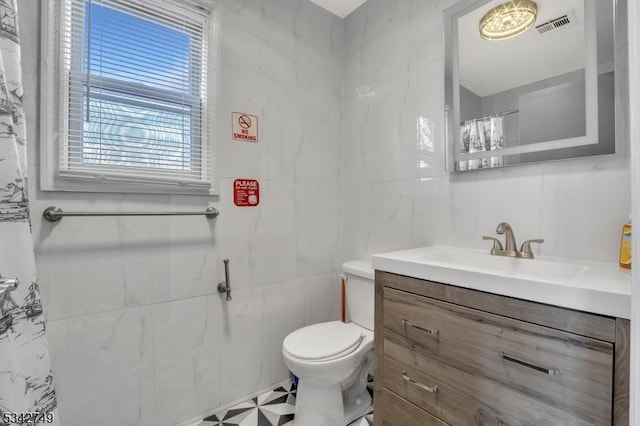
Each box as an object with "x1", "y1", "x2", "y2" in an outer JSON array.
[
  {"x1": 295, "y1": 183, "x2": 342, "y2": 276},
  {"x1": 22, "y1": 0, "x2": 343, "y2": 425},
  {"x1": 217, "y1": 286, "x2": 270, "y2": 404},
  {"x1": 341, "y1": 0, "x2": 631, "y2": 264},
  {"x1": 268, "y1": 182, "x2": 299, "y2": 284},
  {"x1": 303, "y1": 273, "x2": 342, "y2": 326},
  {"x1": 21, "y1": 0, "x2": 632, "y2": 425},
  {"x1": 267, "y1": 279, "x2": 306, "y2": 382},
  {"x1": 48, "y1": 308, "x2": 157, "y2": 425},
  {"x1": 151, "y1": 296, "x2": 221, "y2": 424}
]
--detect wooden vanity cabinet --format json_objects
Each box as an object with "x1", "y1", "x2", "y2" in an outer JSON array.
[{"x1": 373, "y1": 271, "x2": 630, "y2": 426}]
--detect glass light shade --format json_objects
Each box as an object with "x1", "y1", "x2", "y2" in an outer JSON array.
[{"x1": 479, "y1": 0, "x2": 538, "y2": 41}]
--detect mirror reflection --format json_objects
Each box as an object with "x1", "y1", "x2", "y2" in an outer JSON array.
[{"x1": 445, "y1": 0, "x2": 616, "y2": 171}]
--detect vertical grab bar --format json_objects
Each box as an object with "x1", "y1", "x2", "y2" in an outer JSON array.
[{"x1": 218, "y1": 259, "x2": 232, "y2": 301}]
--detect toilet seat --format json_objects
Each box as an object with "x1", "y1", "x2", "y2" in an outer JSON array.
[{"x1": 283, "y1": 321, "x2": 365, "y2": 362}]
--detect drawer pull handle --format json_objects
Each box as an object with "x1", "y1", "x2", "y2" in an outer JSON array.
[
  {"x1": 402, "y1": 371, "x2": 438, "y2": 393},
  {"x1": 500, "y1": 352, "x2": 560, "y2": 376},
  {"x1": 401, "y1": 319, "x2": 439, "y2": 336}
]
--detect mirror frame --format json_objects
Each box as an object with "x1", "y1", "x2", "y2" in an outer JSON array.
[{"x1": 444, "y1": 0, "x2": 604, "y2": 171}]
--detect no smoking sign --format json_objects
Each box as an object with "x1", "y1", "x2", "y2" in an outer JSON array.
[{"x1": 232, "y1": 112, "x2": 258, "y2": 142}]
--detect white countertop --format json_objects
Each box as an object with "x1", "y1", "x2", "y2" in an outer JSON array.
[{"x1": 372, "y1": 245, "x2": 632, "y2": 319}]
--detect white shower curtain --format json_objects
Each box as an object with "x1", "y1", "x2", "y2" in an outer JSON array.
[
  {"x1": 487, "y1": 116, "x2": 504, "y2": 168},
  {"x1": 0, "y1": 1, "x2": 58, "y2": 424}
]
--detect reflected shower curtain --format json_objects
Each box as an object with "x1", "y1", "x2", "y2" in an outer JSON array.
[
  {"x1": 487, "y1": 117, "x2": 504, "y2": 167},
  {"x1": 467, "y1": 118, "x2": 483, "y2": 170},
  {"x1": 0, "y1": 1, "x2": 58, "y2": 424},
  {"x1": 458, "y1": 116, "x2": 504, "y2": 170}
]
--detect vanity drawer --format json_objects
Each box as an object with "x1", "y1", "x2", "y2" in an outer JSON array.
[
  {"x1": 384, "y1": 344, "x2": 601, "y2": 425},
  {"x1": 376, "y1": 388, "x2": 449, "y2": 426},
  {"x1": 383, "y1": 287, "x2": 614, "y2": 425}
]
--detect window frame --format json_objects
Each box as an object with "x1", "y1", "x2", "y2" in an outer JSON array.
[{"x1": 40, "y1": 0, "x2": 220, "y2": 195}]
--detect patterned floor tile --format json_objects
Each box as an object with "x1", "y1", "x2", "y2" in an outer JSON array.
[
  {"x1": 347, "y1": 409, "x2": 373, "y2": 426},
  {"x1": 200, "y1": 378, "x2": 374, "y2": 426},
  {"x1": 203, "y1": 383, "x2": 297, "y2": 426}
]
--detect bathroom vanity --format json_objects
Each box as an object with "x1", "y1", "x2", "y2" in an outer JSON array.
[{"x1": 372, "y1": 246, "x2": 631, "y2": 426}]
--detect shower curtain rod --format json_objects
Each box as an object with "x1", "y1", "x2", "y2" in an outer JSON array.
[
  {"x1": 42, "y1": 206, "x2": 220, "y2": 222},
  {"x1": 461, "y1": 109, "x2": 519, "y2": 124}
]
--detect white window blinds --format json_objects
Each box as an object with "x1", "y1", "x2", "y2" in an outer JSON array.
[{"x1": 59, "y1": 0, "x2": 212, "y2": 187}]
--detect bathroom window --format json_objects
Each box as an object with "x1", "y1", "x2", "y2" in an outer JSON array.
[{"x1": 41, "y1": 0, "x2": 218, "y2": 194}]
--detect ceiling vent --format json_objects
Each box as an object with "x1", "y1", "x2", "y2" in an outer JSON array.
[{"x1": 535, "y1": 14, "x2": 575, "y2": 35}]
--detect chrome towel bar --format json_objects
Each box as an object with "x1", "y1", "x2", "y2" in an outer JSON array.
[{"x1": 43, "y1": 206, "x2": 220, "y2": 222}]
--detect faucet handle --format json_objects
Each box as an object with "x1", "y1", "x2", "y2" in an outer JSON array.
[
  {"x1": 519, "y1": 239, "x2": 544, "y2": 259},
  {"x1": 482, "y1": 236, "x2": 504, "y2": 253}
]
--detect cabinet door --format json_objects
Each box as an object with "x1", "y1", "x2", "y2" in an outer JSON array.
[{"x1": 383, "y1": 288, "x2": 614, "y2": 425}]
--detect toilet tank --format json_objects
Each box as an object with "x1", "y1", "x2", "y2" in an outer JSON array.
[{"x1": 342, "y1": 260, "x2": 375, "y2": 331}]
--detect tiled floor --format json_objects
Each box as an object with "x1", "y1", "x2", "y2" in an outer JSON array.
[{"x1": 197, "y1": 380, "x2": 374, "y2": 426}]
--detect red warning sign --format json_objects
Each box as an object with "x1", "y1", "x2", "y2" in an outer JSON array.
[
  {"x1": 232, "y1": 112, "x2": 258, "y2": 142},
  {"x1": 233, "y1": 179, "x2": 260, "y2": 207}
]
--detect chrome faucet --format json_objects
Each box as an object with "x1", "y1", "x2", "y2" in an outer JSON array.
[
  {"x1": 482, "y1": 222, "x2": 544, "y2": 259},
  {"x1": 496, "y1": 222, "x2": 517, "y2": 252}
]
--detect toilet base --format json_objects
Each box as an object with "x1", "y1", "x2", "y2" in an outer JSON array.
[
  {"x1": 343, "y1": 387, "x2": 372, "y2": 425},
  {"x1": 294, "y1": 380, "x2": 372, "y2": 426}
]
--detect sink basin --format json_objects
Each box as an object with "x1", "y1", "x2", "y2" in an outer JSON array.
[
  {"x1": 372, "y1": 245, "x2": 631, "y2": 319},
  {"x1": 413, "y1": 248, "x2": 589, "y2": 281}
]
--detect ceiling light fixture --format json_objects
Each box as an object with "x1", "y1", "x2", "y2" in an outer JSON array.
[{"x1": 479, "y1": 0, "x2": 538, "y2": 41}]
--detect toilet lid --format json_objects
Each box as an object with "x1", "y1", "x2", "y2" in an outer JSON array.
[{"x1": 283, "y1": 321, "x2": 364, "y2": 361}]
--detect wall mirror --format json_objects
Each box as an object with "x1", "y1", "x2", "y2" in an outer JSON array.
[{"x1": 444, "y1": 0, "x2": 621, "y2": 171}]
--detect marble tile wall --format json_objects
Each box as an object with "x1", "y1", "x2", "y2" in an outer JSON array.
[
  {"x1": 19, "y1": 0, "x2": 632, "y2": 424},
  {"x1": 21, "y1": 0, "x2": 343, "y2": 425},
  {"x1": 341, "y1": 0, "x2": 631, "y2": 264}
]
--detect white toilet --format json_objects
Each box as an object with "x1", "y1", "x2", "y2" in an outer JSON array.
[{"x1": 282, "y1": 260, "x2": 375, "y2": 426}]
